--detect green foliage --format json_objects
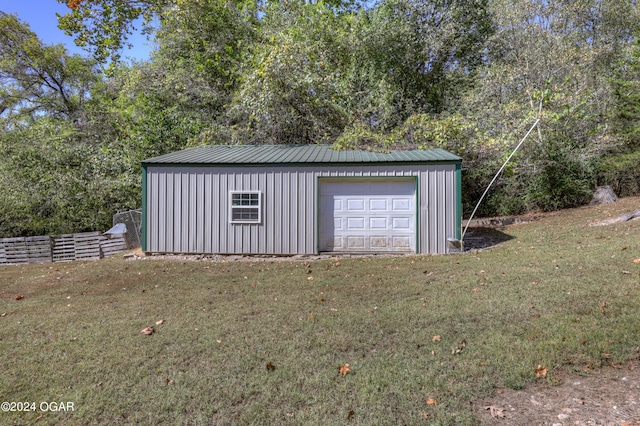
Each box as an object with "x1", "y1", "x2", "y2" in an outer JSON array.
[
  {"x1": 56, "y1": 0, "x2": 166, "y2": 63},
  {"x1": 230, "y1": 1, "x2": 351, "y2": 144},
  {"x1": 524, "y1": 138, "x2": 595, "y2": 211},
  {"x1": 611, "y1": 33, "x2": 640, "y2": 150},
  {"x1": 0, "y1": 12, "x2": 99, "y2": 119},
  {"x1": 596, "y1": 151, "x2": 640, "y2": 197},
  {"x1": 0, "y1": 116, "x2": 140, "y2": 237}
]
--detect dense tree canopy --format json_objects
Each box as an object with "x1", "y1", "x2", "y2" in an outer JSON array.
[{"x1": 0, "y1": 0, "x2": 639, "y2": 236}]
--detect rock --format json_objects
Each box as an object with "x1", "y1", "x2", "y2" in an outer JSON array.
[{"x1": 589, "y1": 186, "x2": 618, "y2": 206}]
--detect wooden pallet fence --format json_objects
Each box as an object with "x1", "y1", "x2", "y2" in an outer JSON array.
[
  {"x1": 52, "y1": 234, "x2": 76, "y2": 263},
  {"x1": 74, "y1": 232, "x2": 103, "y2": 261},
  {"x1": 0, "y1": 236, "x2": 52, "y2": 265},
  {"x1": 0, "y1": 237, "x2": 30, "y2": 265},
  {"x1": 26, "y1": 236, "x2": 52, "y2": 264},
  {"x1": 100, "y1": 234, "x2": 128, "y2": 258},
  {"x1": 0, "y1": 232, "x2": 130, "y2": 265}
]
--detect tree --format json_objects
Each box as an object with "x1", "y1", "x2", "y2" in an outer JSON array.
[
  {"x1": 229, "y1": 1, "x2": 352, "y2": 144},
  {"x1": 448, "y1": 0, "x2": 640, "y2": 214},
  {"x1": 0, "y1": 11, "x2": 99, "y2": 120},
  {"x1": 0, "y1": 13, "x2": 142, "y2": 236},
  {"x1": 57, "y1": 0, "x2": 166, "y2": 62}
]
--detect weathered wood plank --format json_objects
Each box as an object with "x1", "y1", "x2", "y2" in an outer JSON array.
[
  {"x1": 2, "y1": 238, "x2": 29, "y2": 264},
  {"x1": 74, "y1": 233, "x2": 103, "y2": 260},
  {"x1": 100, "y1": 234, "x2": 129, "y2": 257},
  {"x1": 0, "y1": 242, "x2": 6, "y2": 265},
  {"x1": 22, "y1": 236, "x2": 53, "y2": 263},
  {"x1": 0, "y1": 236, "x2": 29, "y2": 243}
]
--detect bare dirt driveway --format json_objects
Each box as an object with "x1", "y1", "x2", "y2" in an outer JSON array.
[{"x1": 477, "y1": 362, "x2": 640, "y2": 425}]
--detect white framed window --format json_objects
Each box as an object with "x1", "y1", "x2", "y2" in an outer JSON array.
[{"x1": 229, "y1": 191, "x2": 262, "y2": 224}]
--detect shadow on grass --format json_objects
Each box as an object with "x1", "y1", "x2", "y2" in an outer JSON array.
[{"x1": 462, "y1": 226, "x2": 515, "y2": 250}]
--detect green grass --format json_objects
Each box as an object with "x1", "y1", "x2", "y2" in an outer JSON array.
[{"x1": 1, "y1": 198, "x2": 640, "y2": 425}]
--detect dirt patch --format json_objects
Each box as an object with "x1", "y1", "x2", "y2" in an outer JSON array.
[{"x1": 477, "y1": 363, "x2": 640, "y2": 425}]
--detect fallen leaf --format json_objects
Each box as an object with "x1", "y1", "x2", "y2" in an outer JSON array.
[
  {"x1": 534, "y1": 364, "x2": 547, "y2": 378},
  {"x1": 422, "y1": 411, "x2": 429, "y2": 419},
  {"x1": 432, "y1": 335, "x2": 441, "y2": 342},
  {"x1": 347, "y1": 410, "x2": 354, "y2": 420},
  {"x1": 155, "y1": 319, "x2": 165, "y2": 325},
  {"x1": 141, "y1": 326, "x2": 154, "y2": 335},
  {"x1": 600, "y1": 301, "x2": 607, "y2": 313},
  {"x1": 266, "y1": 361, "x2": 275, "y2": 371},
  {"x1": 426, "y1": 398, "x2": 437, "y2": 405},
  {"x1": 484, "y1": 405, "x2": 506, "y2": 418},
  {"x1": 15, "y1": 295, "x2": 24, "y2": 301},
  {"x1": 452, "y1": 339, "x2": 467, "y2": 354},
  {"x1": 338, "y1": 363, "x2": 350, "y2": 376},
  {"x1": 335, "y1": 262, "x2": 341, "y2": 267}
]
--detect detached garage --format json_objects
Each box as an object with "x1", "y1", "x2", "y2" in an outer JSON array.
[{"x1": 142, "y1": 145, "x2": 461, "y2": 255}]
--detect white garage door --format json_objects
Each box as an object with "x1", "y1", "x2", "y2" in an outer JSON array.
[{"x1": 319, "y1": 178, "x2": 416, "y2": 252}]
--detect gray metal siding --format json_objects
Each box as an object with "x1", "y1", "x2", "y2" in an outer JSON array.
[{"x1": 145, "y1": 164, "x2": 458, "y2": 255}]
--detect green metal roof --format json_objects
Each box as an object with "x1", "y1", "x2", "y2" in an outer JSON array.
[{"x1": 142, "y1": 145, "x2": 461, "y2": 165}]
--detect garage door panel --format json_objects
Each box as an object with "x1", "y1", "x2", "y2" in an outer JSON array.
[
  {"x1": 392, "y1": 217, "x2": 411, "y2": 230},
  {"x1": 347, "y1": 199, "x2": 365, "y2": 211},
  {"x1": 346, "y1": 236, "x2": 365, "y2": 249},
  {"x1": 393, "y1": 236, "x2": 412, "y2": 248},
  {"x1": 370, "y1": 236, "x2": 389, "y2": 249},
  {"x1": 319, "y1": 179, "x2": 416, "y2": 253},
  {"x1": 370, "y1": 199, "x2": 387, "y2": 210},
  {"x1": 347, "y1": 217, "x2": 365, "y2": 229},
  {"x1": 392, "y1": 198, "x2": 411, "y2": 211},
  {"x1": 370, "y1": 217, "x2": 388, "y2": 229}
]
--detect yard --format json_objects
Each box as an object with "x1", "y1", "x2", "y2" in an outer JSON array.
[{"x1": 1, "y1": 198, "x2": 640, "y2": 425}]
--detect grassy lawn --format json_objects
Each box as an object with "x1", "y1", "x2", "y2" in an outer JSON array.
[{"x1": 1, "y1": 198, "x2": 640, "y2": 425}]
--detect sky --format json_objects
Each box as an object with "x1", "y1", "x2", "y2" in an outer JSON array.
[{"x1": 0, "y1": 0, "x2": 152, "y2": 62}]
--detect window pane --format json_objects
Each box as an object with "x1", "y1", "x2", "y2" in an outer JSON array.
[
  {"x1": 232, "y1": 192, "x2": 259, "y2": 206},
  {"x1": 232, "y1": 208, "x2": 259, "y2": 221}
]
